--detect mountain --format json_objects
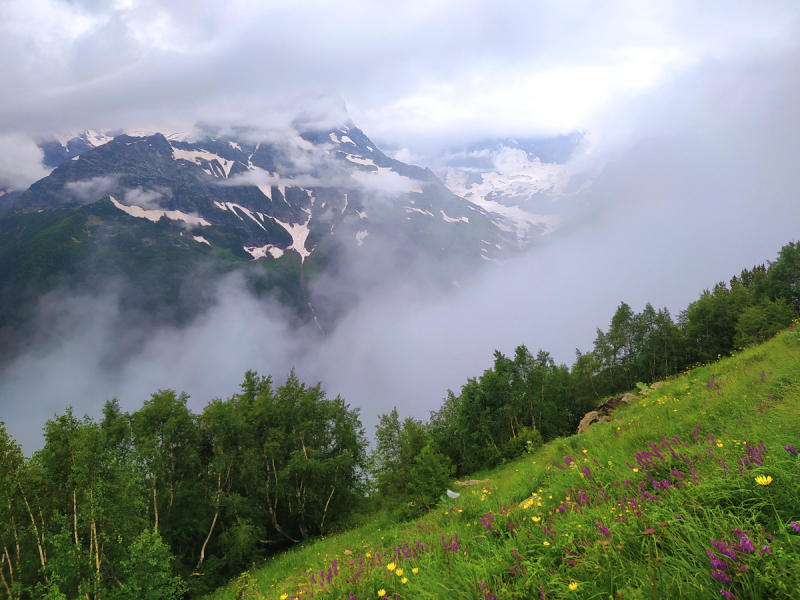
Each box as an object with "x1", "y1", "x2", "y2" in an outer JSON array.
[
  {"x1": 0, "y1": 121, "x2": 517, "y2": 355},
  {"x1": 439, "y1": 133, "x2": 587, "y2": 243}
]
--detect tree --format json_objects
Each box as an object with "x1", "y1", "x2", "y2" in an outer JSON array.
[{"x1": 734, "y1": 299, "x2": 794, "y2": 348}]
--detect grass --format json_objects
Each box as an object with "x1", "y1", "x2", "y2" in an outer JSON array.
[{"x1": 208, "y1": 327, "x2": 800, "y2": 600}]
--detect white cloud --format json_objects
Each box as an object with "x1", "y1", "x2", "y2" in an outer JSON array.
[
  {"x1": 0, "y1": 134, "x2": 51, "y2": 189},
  {"x1": 65, "y1": 175, "x2": 118, "y2": 200}
]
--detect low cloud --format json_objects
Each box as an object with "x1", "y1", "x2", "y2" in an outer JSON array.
[
  {"x1": 0, "y1": 134, "x2": 52, "y2": 189},
  {"x1": 123, "y1": 186, "x2": 169, "y2": 209},
  {"x1": 65, "y1": 175, "x2": 118, "y2": 201}
]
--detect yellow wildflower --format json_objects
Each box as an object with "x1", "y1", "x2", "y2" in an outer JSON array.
[
  {"x1": 386, "y1": 562, "x2": 396, "y2": 571},
  {"x1": 755, "y1": 475, "x2": 773, "y2": 486},
  {"x1": 377, "y1": 590, "x2": 386, "y2": 598},
  {"x1": 280, "y1": 594, "x2": 289, "y2": 600},
  {"x1": 395, "y1": 568, "x2": 403, "y2": 577},
  {"x1": 401, "y1": 577, "x2": 408, "y2": 584},
  {"x1": 569, "y1": 582, "x2": 579, "y2": 591},
  {"x1": 412, "y1": 568, "x2": 419, "y2": 574},
  {"x1": 543, "y1": 541, "x2": 550, "y2": 546}
]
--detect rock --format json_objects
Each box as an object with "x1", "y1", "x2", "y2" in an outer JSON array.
[
  {"x1": 578, "y1": 392, "x2": 638, "y2": 434},
  {"x1": 577, "y1": 411, "x2": 601, "y2": 434},
  {"x1": 651, "y1": 381, "x2": 667, "y2": 389}
]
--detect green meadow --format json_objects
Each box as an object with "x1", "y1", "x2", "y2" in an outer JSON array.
[{"x1": 210, "y1": 326, "x2": 800, "y2": 600}]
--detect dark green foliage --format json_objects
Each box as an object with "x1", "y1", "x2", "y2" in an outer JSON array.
[
  {"x1": 0, "y1": 371, "x2": 367, "y2": 599},
  {"x1": 407, "y1": 445, "x2": 453, "y2": 510},
  {"x1": 734, "y1": 299, "x2": 794, "y2": 348}
]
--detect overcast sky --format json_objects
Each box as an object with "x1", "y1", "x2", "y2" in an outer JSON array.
[
  {"x1": 0, "y1": 1, "x2": 796, "y2": 143},
  {"x1": 3, "y1": 1, "x2": 800, "y2": 451}
]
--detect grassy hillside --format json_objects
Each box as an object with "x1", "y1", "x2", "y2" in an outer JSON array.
[{"x1": 208, "y1": 325, "x2": 800, "y2": 600}]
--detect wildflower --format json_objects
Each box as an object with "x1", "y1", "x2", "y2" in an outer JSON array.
[
  {"x1": 377, "y1": 591, "x2": 386, "y2": 598},
  {"x1": 596, "y1": 522, "x2": 612, "y2": 538},
  {"x1": 412, "y1": 568, "x2": 419, "y2": 574},
  {"x1": 761, "y1": 545, "x2": 771, "y2": 554},
  {"x1": 395, "y1": 568, "x2": 403, "y2": 577},
  {"x1": 543, "y1": 541, "x2": 550, "y2": 546},
  {"x1": 790, "y1": 522, "x2": 800, "y2": 533},
  {"x1": 280, "y1": 595, "x2": 289, "y2": 600},
  {"x1": 386, "y1": 562, "x2": 396, "y2": 571},
  {"x1": 785, "y1": 445, "x2": 797, "y2": 456},
  {"x1": 711, "y1": 570, "x2": 730, "y2": 584},
  {"x1": 633, "y1": 468, "x2": 639, "y2": 473},
  {"x1": 755, "y1": 475, "x2": 773, "y2": 486},
  {"x1": 719, "y1": 590, "x2": 737, "y2": 599},
  {"x1": 480, "y1": 582, "x2": 498, "y2": 600},
  {"x1": 401, "y1": 577, "x2": 408, "y2": 584}
]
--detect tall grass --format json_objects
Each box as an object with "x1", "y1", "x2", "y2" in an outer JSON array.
[{"x1": 210, "y1": 328, "x2": 800, "y2": 600}]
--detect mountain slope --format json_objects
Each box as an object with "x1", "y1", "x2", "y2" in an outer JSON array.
[
  {"x1": 0, "y1": 122, "x2": 517, "y2": 353},
  {"x1": 205, "y1": 328, "x2": 800, "y2": 600}
]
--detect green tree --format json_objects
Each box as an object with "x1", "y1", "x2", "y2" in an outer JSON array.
[
  {"x1": 407, "y1": 445, "x2": 453, "y2": 510},
  {"x1": 734, "y1": 299, "x2": 794, "y2": 348}
]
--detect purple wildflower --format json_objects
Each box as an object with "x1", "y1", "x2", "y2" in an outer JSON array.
[
  {"x1": 720, "y1": 590, "x2": 737, "y2": 599},
  {"x1": 761, "y1": 545, "x2": 771, "y2": 554},
  {"x1": 711, "y1": 540, "x2": 737, "y2": 561},
  {"x1": 596, "y1": 522, "x2": 612, "y2": 538},
  {"x1": 480, "y1": 582, "x2": 498, "y2": 600},
  {"x1": 791, "y1": 521, "x2": 800, "y2": 533},
  {"x1": 711, "y1": 570, "x2": 730, "y2": 584},
  {"x1": 785, "y1": 445, "x2": 797, "y2": 456}
]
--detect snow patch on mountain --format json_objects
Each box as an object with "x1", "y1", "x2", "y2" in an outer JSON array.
[
  {"x1": 267, "y1": 216, "x2": 311, "y2": 261},
  {"x1": 405, "y1": 206, "x2": 434, "y2": 217},
  {"x1": 441, "y1": 209, "x2": 468, "y2": 224},
  {"x1": 109, "y1": 196, "x2": 210, "y2": 226},
  {"x1": 213, "y1": 201, "x2": 269, "y2": 230},
  {"x1": 171, "y1": 147, "x2": 235, "y2": 177},
  {"x1": 244, "y1": 244, "x2": 284, "y2": 260},
  {"x1": 356, "y1": 230, "x2": 368, "y2": 246},
  {"x1": 444, "y1": 149, "x2": 568, "y2": 241}
]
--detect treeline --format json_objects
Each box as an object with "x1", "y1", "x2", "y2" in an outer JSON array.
[
  {"x1": 370, "y1": 241, "x2": 799, "y2": 510},
  {"x1": 0, "y1": 241, "x2": 797, "y2": 599},
  {"x1": 0, "y1": 372, "x2": 368, "y2": 598}
]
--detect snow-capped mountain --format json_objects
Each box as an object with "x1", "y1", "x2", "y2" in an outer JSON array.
[
  {"x1": 438, "y1": 134, "x2": 586, "y2": 244},
  {"x1": 0, "y1": 120, "x2": 518, "y2": 346},
  {"x1": 24, "y1": 122, "x2": 513, "y2": 265}
]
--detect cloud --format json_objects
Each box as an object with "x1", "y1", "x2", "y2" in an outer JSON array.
[
  {"x1": 0, "y1": 134, "x2": 51, "y2": 189},
  {"x1": 1, "y1": 1, "x2": 798, "y2": 146},
  {"x1": 65, "y1": 175, "x2": 118, "y2": 200},
  {"x1": 123, "y1": 186, "x2": 169, "y2": 209}
]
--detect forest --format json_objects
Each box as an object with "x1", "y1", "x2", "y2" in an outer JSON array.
[{"x1": 0, "y1": 240, "x2": 797, "y2": 599}]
